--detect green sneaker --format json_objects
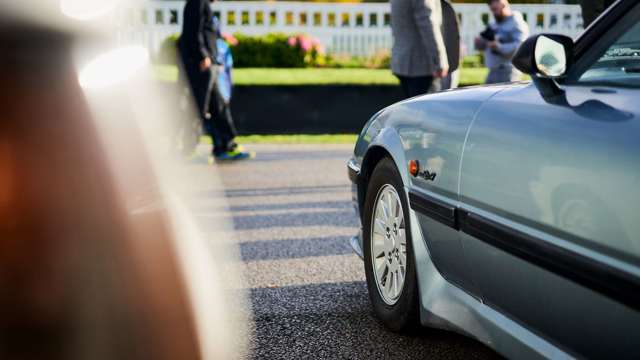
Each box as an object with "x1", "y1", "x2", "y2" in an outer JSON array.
[{"x1": 214, "y1": 150, "x2": 253, "y2": 162}]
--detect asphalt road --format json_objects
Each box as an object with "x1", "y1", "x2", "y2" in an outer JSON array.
[{"x1": 195, "y1": 144, "x2": 500, "y2": 359}]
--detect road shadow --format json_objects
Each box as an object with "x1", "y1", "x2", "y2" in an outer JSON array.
[
  {"x1": 249, "y1": 282, "x2": 501, "y2": 360},
  {"x1": 249, "y1": 150, "x2": 351, "y2": 163},
  {"x1": 231, "y1": 210, "x2": 358, "y2": 230},
  {"x1": 195, "y1": 184, "x2": 350, "y2": 199},
  {"x1": 240, "y1": 236, "x2": 353, "y2": 262},
  {"x1": 230, "y1": 200, "x2": 352, "y2": 212},
  {"x1": 191, "y1": 200, "x2": 352, "y2": 214}
]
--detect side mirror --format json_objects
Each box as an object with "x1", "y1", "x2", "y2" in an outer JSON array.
[
  {"x1": 512, "y1": 34, "x2": 574, "y2": 78},
  {"x1": 512, "y1": 34, "x2": 574, "y2": 102}
]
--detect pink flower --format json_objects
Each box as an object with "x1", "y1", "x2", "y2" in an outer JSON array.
[
  {"x1": 287, "y1": 37, "x2": 297, "y2": 47},
  {"x1": 221, "y1": 32, "x2": 238, "y2": 46},
  {"x1": 299, "y1": 37, "x2": 312, "y2": 52}
]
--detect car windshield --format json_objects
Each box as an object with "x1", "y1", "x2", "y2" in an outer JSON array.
[{"x1": 576, "y1": 5, "x2": 640, "y2": 87}]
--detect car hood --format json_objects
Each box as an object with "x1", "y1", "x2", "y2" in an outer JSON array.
[{"x1": 359, "y1": 81, "x2": 528, "y2": 139}]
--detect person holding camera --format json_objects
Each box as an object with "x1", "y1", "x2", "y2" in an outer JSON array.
[{"x1": 474, "y1": 0, "x2": 529, "y2": 84}]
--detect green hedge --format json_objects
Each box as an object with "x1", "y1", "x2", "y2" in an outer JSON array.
[
  {"x1": 157, "y1": 32, "x2": 471, "y2": 71},
  {"x1": 158, "y1": 33, "x2": 180, "y2": 65},
  {"x1": 232, "y1": 33, "x2": 324, "y2": 67},
  {"x1": 157, "y1": 32, "x2": 326, "y2": 68}
]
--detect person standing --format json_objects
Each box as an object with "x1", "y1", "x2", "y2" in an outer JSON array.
[
  {"x1": 178, "y1": 0, "x2": 217, "y2": 144},
  {"x1": 207, "y1": 15, "x2": 250, "y2": 161},
  {"x1": 474, "y1": 0, "x2": 529, "y2": 84},
  {"x1": 178, "y1": 0, "x2": 249, "y2": 162},
  {"x1": 391, "y1": 0, "x2": 449, "y2": 98},
  {"x1": 440, "y1": 0, "x2": 461, "y2": 90}
]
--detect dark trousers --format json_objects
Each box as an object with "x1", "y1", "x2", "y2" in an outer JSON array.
[
  {"x1": 208, "y1": 88, "x2": 238, "y2": 155},
  {"x1": 181, "y1": 56, "x2": 214, "y2": 124},
  {"x1": 180, "y1": 54, "x2": 237, "y2": 155},
  {"x1": 177, "y1": 56, "x2": 214, "y2": 154},
  {"x1": 396, "y1": 75, "x2": 440, "y2": 99}
]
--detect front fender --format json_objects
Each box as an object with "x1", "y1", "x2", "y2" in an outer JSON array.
[
  {"x1": 354, "y1": 84, "x2": 510, "y2": 199},
  {"x1": 367, "y1": 127, "x2": 412, "y2": 187}
]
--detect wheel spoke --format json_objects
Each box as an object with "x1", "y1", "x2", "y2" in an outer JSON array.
[
  {"x1": 376, "y1": 261, "x2": 387, "y2": 283},
  {"x1": 372, "y1": 235, "x2": 386, "y2": 259},
  {"x1": 384, "y1": 270, "x2": 393, "y2": 297},
  {"x1": 374, "y1": 219, "x2": 386, "y2": 235},
  {"x1": 393, "y1": 271, "x2": 399, "y2": 298},
  {"x1": 387, "y1": 193, "x2": 396, "y2": 220},
  {"x1": 397, "y1": 268, "x2": 405, "y2": 288},
  {"x1": 380, "y1": 194, "x2": 390, "y2": 221},
  {"x1": 388, "y1": 194, "x2": 398, "y2": 219},
  {"x1": 372, "y1": 231, "x2": 385, "y2": 243},
  {"x1": 376, "y1": 201, "x2": 387, "y2": 223}
]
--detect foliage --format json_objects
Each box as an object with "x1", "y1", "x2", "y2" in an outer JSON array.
[
  {"x1": 158, "y1": 32, "x2": 392, "y2": 69},
  {"x1": 153, "y1": 65, "x2": 491, "y2": 86},
  {"x1": 325, "y1": 50, "x2": 391, "y2": 69},
  {"x1": 364, "y1": 49, "x2": 392, "y2": 69},
  {"x1": 232, "y1": 33, "x2": 326, "y2": 68},
  {"x1": 451, "y1": 0, "x2": 553, "y2": 2},
  {"x1": 200, "y1": 134, "x2": 357, "y2": 144},
  {"x1": 234, "y1": 134, "x2": 358, "y2": 144},
  {"x1": 232, "y1": 68, "x2": 399, "y2": 85},
  {"x1": 157, "y1": 33, "x2": 180, "y2": 65},
  {"x1": 155, "y1": 32, "x2": 325, "y2": 67},
  {"x1": 461, "y1": 54, "x2": 484, "y2": 68}
]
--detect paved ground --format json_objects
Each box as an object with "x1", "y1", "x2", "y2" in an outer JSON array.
[{"x1": 193, "y1": 144, "x2": 500, "y2": 359}]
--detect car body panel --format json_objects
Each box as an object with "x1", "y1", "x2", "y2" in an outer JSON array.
[
  {"x1": 351, "y1": 81, "x2": 640, "y2": 358},
  {"x1": 459, "y1": 81, "x2": 640, "y2": 357},
  {"x1": 350, "y1": 84, "x2": 574, "y2": 359},
  {"x1": 409, "y1": 210, "x2": 571, "y2": 360},
  {"x1": 351, "y1": 86, "x2": 507, "y2": 293}
]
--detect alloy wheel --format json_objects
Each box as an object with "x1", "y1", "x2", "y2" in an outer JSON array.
[{"x1": 370, "y1": 184, "x2": 407, "y2": 305}]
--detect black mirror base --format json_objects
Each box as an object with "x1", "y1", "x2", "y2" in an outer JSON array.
[{"x1": 532, "y1": 75, "x2": 568, "y2": 106}]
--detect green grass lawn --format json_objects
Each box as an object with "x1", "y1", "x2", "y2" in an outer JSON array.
[
  {"x1": 202, "y1": 134, "x2": 358, "y2": 144},
  {"x1": 154, "y1": 65, "x2": 489, "y2": 87}
]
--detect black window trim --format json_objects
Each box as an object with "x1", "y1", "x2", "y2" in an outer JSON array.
[{"x1": 563, "y1": 0, "x2": 640, "y2": 85}]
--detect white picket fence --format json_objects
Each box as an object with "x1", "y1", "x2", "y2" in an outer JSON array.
[{"x1": 115, "y1": 1, "x2": 583, "y2": 57}]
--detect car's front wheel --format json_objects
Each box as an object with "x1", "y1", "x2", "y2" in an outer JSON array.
[{"x1": 363, "y1": 157, "x2": 419, "y2": 332}]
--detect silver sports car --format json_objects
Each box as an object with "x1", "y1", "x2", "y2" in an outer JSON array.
[{"x1": 348, "y1": 1, "x2": 640, "y2": 358}]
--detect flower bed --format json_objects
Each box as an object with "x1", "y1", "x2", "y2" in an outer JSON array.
[{"x1": 157, "y1": 31, "x2": 391, "y2": 69}]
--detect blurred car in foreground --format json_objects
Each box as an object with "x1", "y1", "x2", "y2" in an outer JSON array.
[
  {"x1": 1, "y1": 1, "x2": 246, "y2": 359},
  {"x1": 348, "y1": 0, "x2": 640, "y2": 358}
]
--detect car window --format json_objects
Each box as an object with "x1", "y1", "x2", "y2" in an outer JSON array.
[{"x1": 573, "y1": 5, "x2": 640, "y2": 88}]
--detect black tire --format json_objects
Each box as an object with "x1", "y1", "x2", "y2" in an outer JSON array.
[{"x1": 363, "y1": 157, "x2": 420, "y2": 332}]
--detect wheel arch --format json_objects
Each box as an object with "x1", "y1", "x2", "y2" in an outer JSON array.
[
  {"x1": 358, "y1": 130, "x2": 410, "y2": 221},
  {"x1": 358, "y1": 146, "x2": 392, "y2": 216}
]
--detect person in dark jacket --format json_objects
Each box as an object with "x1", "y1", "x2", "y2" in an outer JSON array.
[
  {"x1": 178, "y1": 0, "x2": 216, "y2": 126},
  {"x1": 440, "y1": 0, "x2": 461, "y2": 90},
  {"x1": 178, "y1": 0, "x2": 248, "y2": 162}
]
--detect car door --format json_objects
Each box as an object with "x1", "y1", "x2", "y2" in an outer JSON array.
[{"x1": 458, "y1": 3, "x2": 640, "y2": 357}]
